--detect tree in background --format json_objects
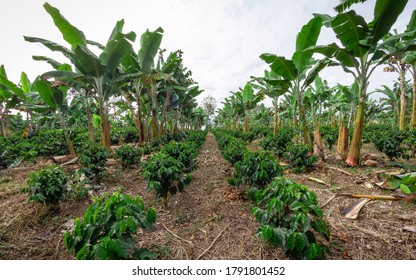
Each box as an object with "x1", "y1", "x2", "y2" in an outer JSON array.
[{"x1": 201, "y1": 95, "x2": 217, "y2": 129}]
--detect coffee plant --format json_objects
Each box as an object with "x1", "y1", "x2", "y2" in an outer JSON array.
[
  {"x1": 284, "y1": 144, "x2": 317, "y2": 173},
  {"x1": 64, "y1": 192, "x2": 156, "y2": 260},
  {"x1": 141, "y1": 152, "x2": 192, "y2": 209},
  {"x1": 115, "y1": 145, "x2": 143, "y2": 168},
  {"x1": 253, "y1": 177, "x2": 330, "y2": 259},
  {"x1": 228, "y1": 151, "x2": 283, "y2": 189},
  {"x1": 20, "y1": 165, "x2": 68, "y2": 206},
  {"x1": 78, "y1": 142, "x2": 110, "y2": 182}
]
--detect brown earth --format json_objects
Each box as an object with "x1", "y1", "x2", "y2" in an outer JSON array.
[{"x1": 0, "y1": 134, "x2": 415, "y2": 259}]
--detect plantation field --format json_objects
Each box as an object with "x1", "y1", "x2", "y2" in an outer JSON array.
[
  {"x1": 0, "y1": 133, "x2": 414, "y2": 260},
  {"x1": 1, "y1": 0, "x2": 416, "y2": 262}
]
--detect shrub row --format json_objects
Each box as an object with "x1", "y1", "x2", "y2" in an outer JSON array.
[
  {"x1": 141, "y1": 130, "x2": 207, "y2": 209},
  {"x1": 213, "y1": 129, "x2": 329, "y2": 259}
]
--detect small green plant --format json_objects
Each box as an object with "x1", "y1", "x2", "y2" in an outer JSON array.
[
  {"x1": 320, "y1": 125, "x2": 338, "y2": 150},
  {"x1": 141, "y1": 152, "x2": 192, "y2": 209},
  {"x1": 284, "y1": 144, "x2": 317, "y2": 173},
  {"x1": 64, "y1": 192, "x2": 156, "y2": 260},
  {"x1": 388, "y1": 173, "x2": 416, "y2": 194},
  {"x1": 160, "y1": 141, "x2": 197, "y2": 172},
  {"x1": 253, "y1": 177, "x2": 330, "y2": 259},
  {"x1": 372, "y1": 129, "x2": 406, "y2": 160},
  {"x1": 115, "y1": 145, "x2": 143, "y2": 168},
  {"x1": 228, "y1": 151, "x2": 283, "y2": 190},
  {"x1": 260, "y1": 127, "x2": 295, "y2": 157},
  {"x1": 78, "y1": 142, "x2": 109, "y2": 182},
  {"x1": 21, "y1": 165, "x2": 68, "y2": 205},
  {"x1": 221, "y1": 138, "x2": 248, "y2": 164}
]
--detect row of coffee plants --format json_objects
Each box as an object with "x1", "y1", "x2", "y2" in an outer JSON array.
[
  {"x1": 363, "y1": 125, "x2": 416, "y2": 160},
  {"x1": 141, "y1": 130, "x2": 207, "y2": 209},
  {"x1": 21, "y1": 165, "x2": 156, "y2": 260},
  {"x1": 213, "y1": 129, "x2": 329, "y2": 259}
]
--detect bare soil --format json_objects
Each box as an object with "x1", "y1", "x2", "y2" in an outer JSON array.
[{"x1": 0, "y1": 134, "x2": 415, "y2": 259}]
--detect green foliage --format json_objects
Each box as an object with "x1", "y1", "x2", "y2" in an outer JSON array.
[
  {"x1": 141, "y1": 152, "x2": 191, "y2": 207},
  {"x1": 186, "y1": 130, "x2": 207, "y2": 148},
  {"x1": 229, "y1": 151, "x2": 283, "y2": 189},
  {"x1": 260, "y1": 127, "x2": 295, "y2": 157},
  {"x1": 64, "y1": 192, "x2": 156, "y2": 260},
  {"x1": 388, "y1": 173, "x2": 416, "y2": 195},
  {"x1": 115, "y1": 145, "x2": 143, "y2": 168},
  {"x1": 253, "y1": 177, "x2": 330, "y2": 259},
  {"x1": 21, "y1": 165, "x2": 68, "y2": 205},
  {"x1": 371, "y1": 128, "x2": 406, "y2": 160},
  {"x1": 320, "y1": 125, "x2": 338, "y2": 150},
  {"x1": 160, "y1": 141, "x2": 197, "y2": 172},
  {"x1": 284, "y1": 144, "x2": 317, "y2": 173},
  {"x1": 78, "y1": 142, "x2": 109, "y2": 181},
  {"x1": 221, "y1": 138, "x2": 248, "y2": 165}
]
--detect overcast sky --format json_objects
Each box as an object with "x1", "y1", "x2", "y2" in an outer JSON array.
[{"x1": 1, "y1": 0, "x2": 415, "y2": 108}]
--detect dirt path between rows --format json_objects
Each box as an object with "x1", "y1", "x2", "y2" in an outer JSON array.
[{"x1": 139, "y1": 133, "x2": 281, "y2": 259}]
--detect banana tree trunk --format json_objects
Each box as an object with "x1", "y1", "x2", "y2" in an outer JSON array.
[
  {"x1": 346, "y1": 87, "x2": 365, "y2": 167},
  {"x1": 313, "y1": 123, "x2": 324, "y2": 161},
  {"x1": 84, "y1": 95, "x2": 95, "y2": 143},
  {"x1": 273, "y1": 102, "x2": 279, "y2": 135},
  {"x1": 244, "y1": 110, "x2": 249, "y2": 133},
  {"x1": 171, "y1": 109, "x2": 180, "y2": 133},
  {"x1": 336, "y1": 116, "x2": 349, "y2": 160},
  {"x1": 411, "y1": 66, "x2": 416, "y2": 129},
  {"x1": 399, "y1": 67, "x2": 406, "y2": 130},
  {"x1": 56, "y1": 109, "x2": 76, "y2": 157},
  {"x1": 159, "y1": 93, "x2": 171, "y2": 137},
  {"x1": 99, "y1": 99, "x2": 111, "y2": 150}
]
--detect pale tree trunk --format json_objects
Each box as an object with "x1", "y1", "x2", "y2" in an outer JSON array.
[
  {"x1": 273, "y1": 98, "x2": 279, "y2": 135},
  {"x1": 399, "y1": 65, "x2": 406, "y2": 130},
  {"x1": 411, "y1": 66, "x2": 416, "y2": 129},
  {"x1": 84, "y1": 95, "x2": 95, "y2": 143},
  {"x1": 244, "y1": 110, "x2": 249, "y2": 132},
  {"x1": 345, "y1": 78, "x2": 367, "y2": 167}
]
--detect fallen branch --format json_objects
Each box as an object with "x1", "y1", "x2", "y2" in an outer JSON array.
[
  {"x1": 308, "y1": 177, "x2": 331, "y2": 187},
  {"x1": 327, "y1": 166, "x2": 353, "y2": 176},
  {"x1": 60, "y1": 157, "x2": 78, "y2": 166},
  {"x1": 197, "y1": 223, "x2": 230, "y2": 260},
  {"x1": 337, "y1": 193, "x2": 402, "y2": 201},
  {"x1": 321, "y1": 194, "x2": 337, "y2": 208},
  {"x1": 341, "y1": 198, "x2": 371, "y2": 219},
  {"x1": 162, "y1": 224, "x2": 193, "y2": 245},
  {"x1": 348, "y1": 223, "x2": 399, "y2": 242}
]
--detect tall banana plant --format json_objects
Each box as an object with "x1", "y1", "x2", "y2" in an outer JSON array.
[
  {"x1": 261, "y1": 16, "x2": 331, "y2": 147},
  {"x1": 234, "y1": 83, "x2": 264, "y2": 133},
  {"x1": 308, "y1": 0, "x2": 411, "y2": 166},
  {"x1": 403, "y1": 10, "x2": 416, "y2": 129},
  {"x1": 251, "y1": 70, "x2": 290, "y2": 135},
  {"x1": 25, "y1": 3, "x2": 135, "y2": 149}
]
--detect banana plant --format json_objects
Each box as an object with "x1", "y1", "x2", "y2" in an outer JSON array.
[
  {"x1": 35, "y1": 80, "x2": 77, "y2": 157},
  {"x1": 25, "y1": 3, "x2": 136, "y2": 150},
  {"x1": 251, "y1": 70, "x2": 290, "y2": 135},
  {"x1": 308, "y1": 0, "x2": 412, "y2": 166},
  {"x1": 403, "y1": 10, "x2": 416, "y2": 129},
  {"x1": 261, "y1": 16, "x2": 332, "y2": 147},
  {"x1": 234, "y1": 83, "x2": 264, "y2": 133},
  {"x1": 0, "y1": 66, "x2": 50, "y2": 137}
]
